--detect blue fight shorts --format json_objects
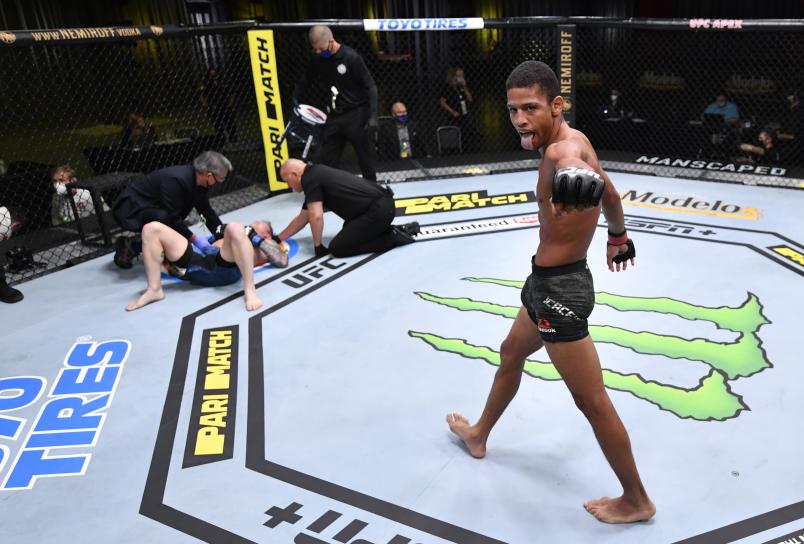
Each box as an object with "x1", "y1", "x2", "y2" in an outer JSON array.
[{"x1": 185, "y1": 245, "x2": 241, "y2": 287}]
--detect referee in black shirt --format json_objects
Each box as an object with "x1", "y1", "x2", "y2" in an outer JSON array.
[
  {"x1": 294, "y1": 25, "x2": 378, "y2": 181},
  {"x1": 277, "y1": 159, "x2": 417, "y2": 258}
]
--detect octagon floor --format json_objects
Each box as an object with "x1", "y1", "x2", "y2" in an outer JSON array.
[{"x1": 1, "y1": 170, "x2": 802, "y2": 544}]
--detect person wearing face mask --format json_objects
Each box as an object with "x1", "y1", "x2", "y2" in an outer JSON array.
[
  {"x1": 293, "y1": 25, "x2": 378, "y2": 181},
  {"x1": 111, "y1": 150, "x2": 231, "y2": 269},
  {"x1": 439, "y1": 66, "x2": 481, "y2": 152},
  {"x1": 377, "y1": 101, "x2": 428, "y2": 161},
  {"x1": 50, "y1": 165, "x2": 108, "y2": 226}
]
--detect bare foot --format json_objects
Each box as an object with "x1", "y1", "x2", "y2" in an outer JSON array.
[
  {"x1": 244, "y1": 292, "x2": 262, "y2": 312},
  {"x1": 126, "y1": 288, "x2": 164, "y2": 311},
  {"x1": 583, "y1": 495, "x2": 656, "y2": 523},
  {"x1": 446, "y1": 413, "x2": 486, "y2": 458}
]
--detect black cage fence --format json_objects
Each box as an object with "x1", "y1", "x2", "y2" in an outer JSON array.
[
  {"x1": 270, "y1": 20, "x2": 557, "y2": 174},
  {"x1": 0, "y1": 23, "x2": 267, "y2": 284},
  {"x1": 1, "y1": 18, "x2": 802, "y2": 285},
  {"x1": 575, "y1": 20, "x2": 804, "y2": 184}
]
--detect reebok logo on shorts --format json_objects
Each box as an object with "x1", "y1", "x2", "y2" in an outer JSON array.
[
  {"x1": 537, "y1": 318, "x2": 556, "y2": 334},
  {"x1": 543, "y1": 297, "x2": 579, "y2": 319}
]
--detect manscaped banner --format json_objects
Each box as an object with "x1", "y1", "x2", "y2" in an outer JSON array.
[{"x1": 635, "y1": 155, "x2": 787, "y2": 177}]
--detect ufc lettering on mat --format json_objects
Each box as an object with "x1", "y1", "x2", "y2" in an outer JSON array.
[
  {"x1": 0, "y1": 338, "x2": 131, "y2": 490},
  {"x1": 282, "y1": 258, "x2": 347, "y2": 289},
  {"x1": 183, "y1": 327, "x2": 239, "y2": 467}
]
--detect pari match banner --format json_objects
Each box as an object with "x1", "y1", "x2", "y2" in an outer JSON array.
[{"x1": 247, "y1": 29, "x2": 289, "y2": 192}]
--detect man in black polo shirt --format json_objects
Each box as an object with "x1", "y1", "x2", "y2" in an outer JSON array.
[
  {"x1": 111, "y1": 150, "x2": 231, "y2": 268},
  {"x1": 277, "y1": 159, "x2": 418, "y2": 257},
  {"x1": 294, "y1": 25, "x2": 378, "y2": 181}
]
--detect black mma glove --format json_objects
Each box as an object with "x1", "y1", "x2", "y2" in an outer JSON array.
[
  {"x1": 240, "y1": 225, "x2": 288, "y2": 267},
  {"x1": 243, "y1": 225, "x2": 263, "y2": 247},
  {"x1": 608, "y1": 230, "x2": 636, "y2": 264},
  {"x1": 552, "y1": 167, "x2": 605, "y2": 207},
  {"x1": 314, "y1": 244, "x2": 329, "y2": 257}
]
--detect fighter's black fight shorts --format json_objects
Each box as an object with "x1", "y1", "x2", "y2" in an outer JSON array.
[{"x1": 520, "y1": 258, "x2": 595, "y2": 342}]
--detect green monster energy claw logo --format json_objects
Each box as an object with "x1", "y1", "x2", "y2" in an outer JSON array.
[{"x1": 409, "y1": 277, "x2": 771, "y2": 422}]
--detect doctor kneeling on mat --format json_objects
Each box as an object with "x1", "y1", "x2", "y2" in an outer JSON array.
[{"x1": 276, "y1": 159, "x2": 419, "y2": 258}]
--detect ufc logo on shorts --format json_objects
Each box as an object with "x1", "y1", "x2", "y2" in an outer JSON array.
[{"x1": 543, "y1": 297, "x2": 578, "y2": 319}]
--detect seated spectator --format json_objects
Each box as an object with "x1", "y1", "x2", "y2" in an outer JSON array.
[
  {"x1": 377, "y1": 101, "x2": 428, "y2": 160},
  {"x1": 738, "y1": 129, "x2": 781, "y2": 165},
  {"x1": 50, "y1": 165, "x2": 108, "y2": 226},
  {"x1": 120, "y1": 112, "x2": 157, "y2": 148},
  {"x1": 703, "y1": 93, "x2": 740, "y2": 127},
  {"x1": 599, "y1": 89, "x2": 629, "y2": 120}
]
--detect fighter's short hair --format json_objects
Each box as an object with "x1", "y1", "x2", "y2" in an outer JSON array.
[{"x1": 506, "y1": 61, "x2": 560, "y2": 102}]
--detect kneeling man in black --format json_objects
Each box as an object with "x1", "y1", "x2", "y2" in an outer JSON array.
[{"x1": 277, "y1": 159, "x2": 418, "y2": 257}]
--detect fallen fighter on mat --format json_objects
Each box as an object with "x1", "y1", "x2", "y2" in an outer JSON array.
[{"x1": 126, "y1": 220, "x2": 288, "y2": 312}]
